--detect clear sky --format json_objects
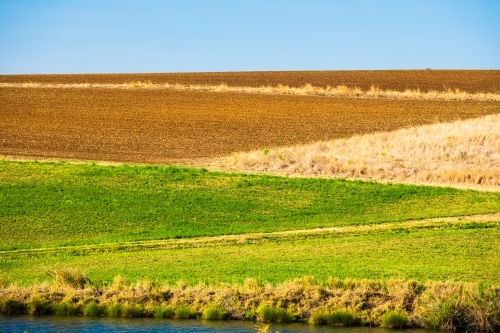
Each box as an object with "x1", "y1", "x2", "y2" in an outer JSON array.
[{"x1": 1, "y1": 0, "x2": 499, "y2": 74}]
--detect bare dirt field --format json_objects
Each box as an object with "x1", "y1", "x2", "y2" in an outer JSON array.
[
  {"x1": 2, "y1": 70, "x2": 500, "y2": 92},
  {"x1": 1, "y1": 85, "x2": 500, "y2": 164}
]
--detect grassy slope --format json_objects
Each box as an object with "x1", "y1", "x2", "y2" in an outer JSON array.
[
  {"x1": 1, "y1": 161, "x2": 500, "y2": 250},
  {"x1": 1, "y1": 160, "x2": 500, "y2": 286}
]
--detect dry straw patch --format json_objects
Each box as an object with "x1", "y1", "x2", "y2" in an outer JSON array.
[
  {"x1": 228, "y1": 114, "x2": 500, "y2": 188},
  {"x1": 2, "y1": 82, "x2": 500, "y2": 101}
]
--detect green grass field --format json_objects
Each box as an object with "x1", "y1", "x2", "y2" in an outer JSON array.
[
  {"x1": 1, "y1": 160, "x2": 500, "y2": 287},
  {"x1": 1, "y1": 160, "x2": 500, "y2": 250},
  {"x1": 2, "y1": 224, "x2": 500, "y2": 286}
]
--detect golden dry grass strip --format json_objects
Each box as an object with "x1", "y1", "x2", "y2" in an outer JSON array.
[
  {"x1": 2, "y1": 81, "x2": 500, "y2": 101},
  {"x1": 228, "y1": 114, "x2": 500, "y2": 189}
]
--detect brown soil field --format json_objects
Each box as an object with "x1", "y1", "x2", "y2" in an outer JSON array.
[
  {"x1": 2, "y1": 70, "x2": 500, "y2": 92},
  {"x1": 2, "y1": 87, "x2": 500, "y2": 163}
]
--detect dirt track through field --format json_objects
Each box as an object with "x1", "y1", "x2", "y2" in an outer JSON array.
[
  {"x1": 2, "y1": 87, "x2": 500, "y2": 163},
  {"x1": 2, "y1": 213, "x2": 499, "y2": 257}
]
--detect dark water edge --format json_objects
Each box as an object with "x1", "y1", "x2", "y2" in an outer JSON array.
[{"x1": 0, "y1": 315, "x2": 431, "y2": 333}]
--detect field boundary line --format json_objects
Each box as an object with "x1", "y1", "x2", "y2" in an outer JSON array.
[
  {"x1": 2, "y1": 213, "x2": 499, "y2": 257},
  {"x1": 191, "y1": 158, "x2": 500, "y2": 193},
  {"x1": 2, "y1": 82, "x2": 500, "y2": 101},
  {"x1": 2, "y1": 156, "x2": 500, "y2": 193}
]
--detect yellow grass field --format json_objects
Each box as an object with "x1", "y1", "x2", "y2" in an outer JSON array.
[{"x1": 225, "y1": 114, "x2": 500, "y2": 190}]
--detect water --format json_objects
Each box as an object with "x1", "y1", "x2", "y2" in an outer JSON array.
[{"x1": 0, "y1": 315, "x2": 427, "y2": 333}]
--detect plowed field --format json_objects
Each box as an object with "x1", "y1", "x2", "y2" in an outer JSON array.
[
  {"x1": 2, "y1": 70, "x2": 500, "y2": 92},
  {"x1": 2, "y1": 87, "x2": 500, "y2": 163}
]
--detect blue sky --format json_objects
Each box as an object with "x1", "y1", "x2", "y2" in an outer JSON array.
[{"x1": 0, "y1": 0, "x2": 499, "y2": 74}]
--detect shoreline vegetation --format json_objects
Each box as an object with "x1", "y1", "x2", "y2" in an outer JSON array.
[
  {"x1": 1, "y1": 272, "x2": 499, "y2": 331},
  {"x1": 2, "y1": 81, "x2": 500, "y2": 101}
]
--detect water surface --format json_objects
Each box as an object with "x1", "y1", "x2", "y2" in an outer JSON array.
[{"x1": 0, "y1": 315, "x2": 431, "y2": 333}]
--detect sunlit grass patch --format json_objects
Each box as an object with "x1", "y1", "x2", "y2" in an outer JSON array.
[
  {"x1": 202, "y1": 305, "x2": 228, "y2": 320},
  {"x1": 257, "y1": 304, "x2": 294, "y2": 323},
  {"x1": 381, "y1": 310, "x2": 408, "y2": 328},
  {"x1": 2, "y1": 226, "x2": 500, "y2": 286},
  {"x1": 2, "y1": 160, "x2": 499, "y2": 251}
]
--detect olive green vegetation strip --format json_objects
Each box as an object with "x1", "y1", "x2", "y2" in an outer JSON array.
[
  {"x1": 2, "y1": 160, "x2": 500, "y2": 251},
  {"x1": 1, "y1": 213, "x2": 499, "y2": 258}
]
